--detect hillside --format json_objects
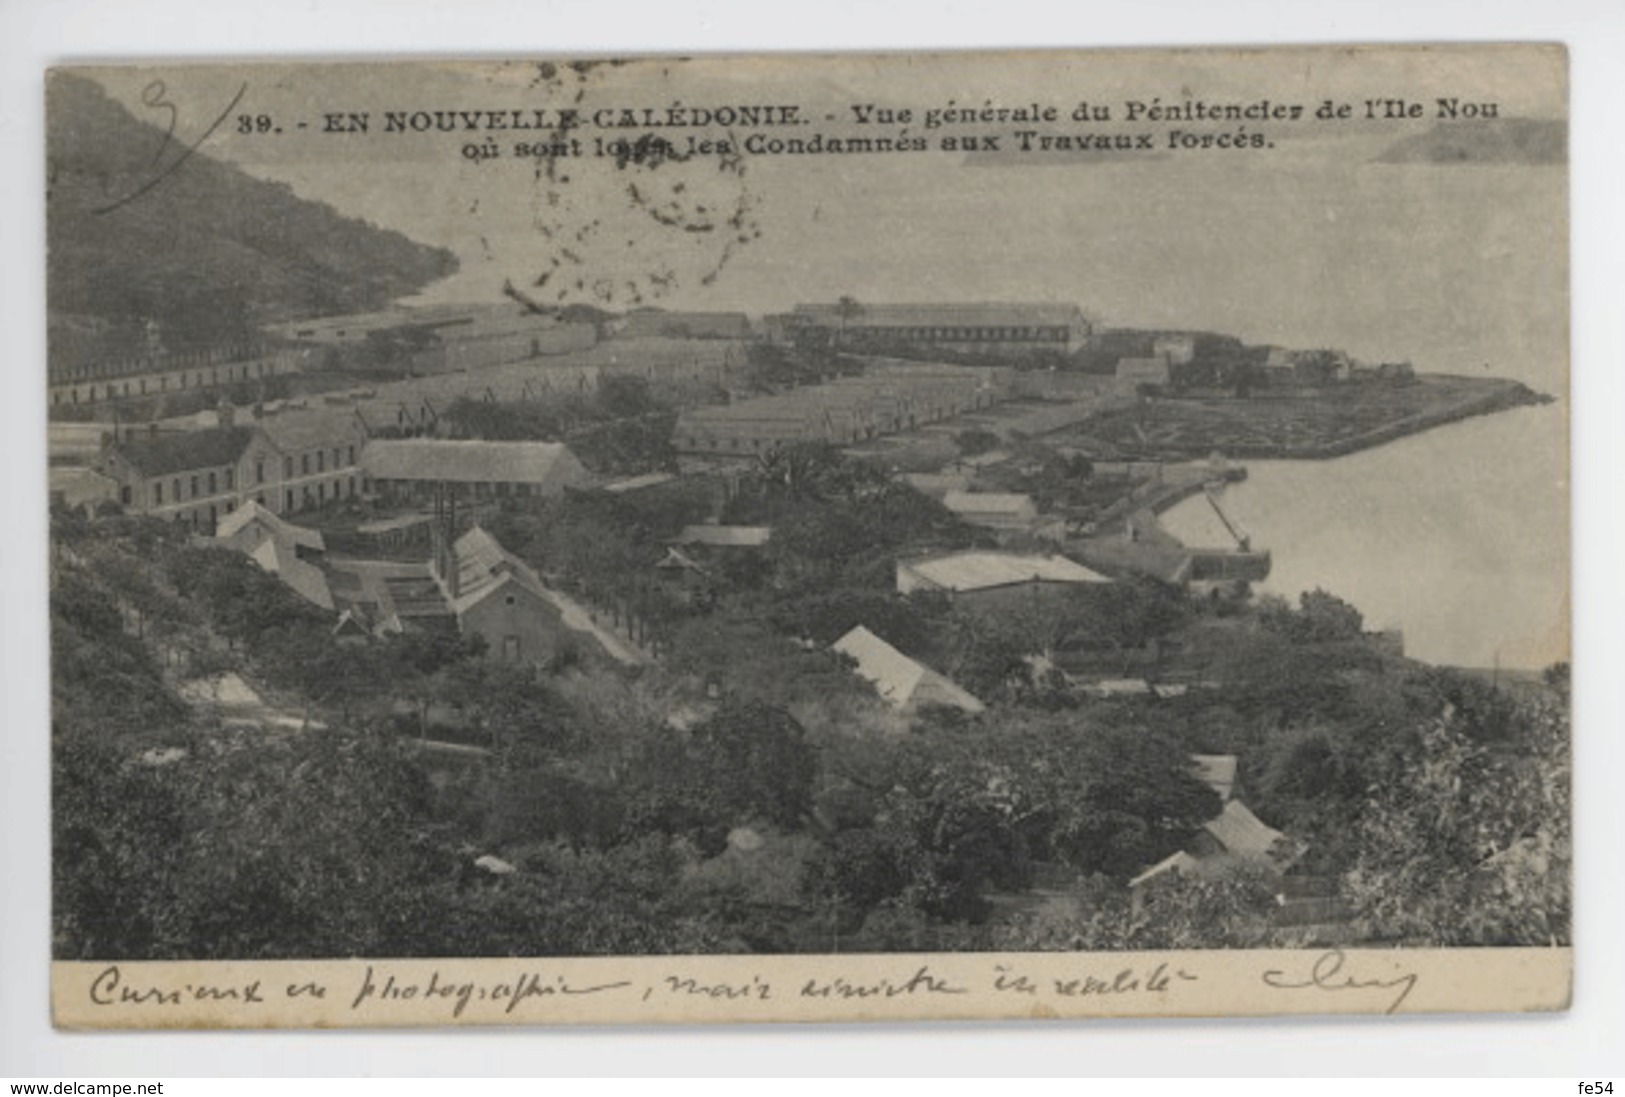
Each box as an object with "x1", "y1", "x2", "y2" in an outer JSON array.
[{"x1": 46, "y1": 72, "x2": 459, "y2": 367}]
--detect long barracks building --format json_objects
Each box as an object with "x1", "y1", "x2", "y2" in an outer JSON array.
[
  {"x1": 49, "y1": 344, "x2": 309, "y2": 409},
  {"x1": 770, "y1": 302, "x2": 1092, "y2": 356}
]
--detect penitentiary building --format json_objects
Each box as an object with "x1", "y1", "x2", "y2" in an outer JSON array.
[{"x1": 769, "y1": 302, "x2": 1091, "y2": 355}]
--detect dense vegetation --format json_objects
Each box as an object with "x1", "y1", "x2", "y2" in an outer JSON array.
[
  {"x1": 50, "y1": 448, "x2": 1570, "y2": 959},
  {"x1": 47, "y1": 73, "x2": 457, "y2": 366}
]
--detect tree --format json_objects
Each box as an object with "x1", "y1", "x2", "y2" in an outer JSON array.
[
  {"x1": 991, "y1": 867, "x2": 1282, "y2": 952},
  {"x1": 812, "y1": 710, "x2": 1223, "y2": 927},
  {"x1": 1259, "y1": 588, "x2": 1365, "y2": 644},
  {"x1": 954, "y1": 429, "x2": 1001, "y2": 456},
  {"x1": 1343, "y1": 695, "x2": 1570, "y2": 946}
]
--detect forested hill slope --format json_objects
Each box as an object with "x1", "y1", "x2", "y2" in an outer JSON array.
[{"x1": 47, "y1": 72, "x2": 459, "y2": 365}]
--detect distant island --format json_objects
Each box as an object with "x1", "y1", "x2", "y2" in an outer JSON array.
[{"x1": 1376, "y1": 117, "x2": 1566, "y2": 165}]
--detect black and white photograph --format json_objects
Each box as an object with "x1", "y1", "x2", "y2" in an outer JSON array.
[{"x1": 40, "y1": 45, "x2": 1572, "y2": 1027}]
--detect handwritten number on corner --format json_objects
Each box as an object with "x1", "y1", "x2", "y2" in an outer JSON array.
[
  {"x1": 94, "y1": 81, "x2": 249, "y2": 216},
  {"x1": 140, "y1": 79, "x2": 179, "y2": 166}
]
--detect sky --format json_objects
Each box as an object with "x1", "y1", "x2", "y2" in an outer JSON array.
[{"x1": 66, "y1": 50, "x2": 1570, "y2": 667}]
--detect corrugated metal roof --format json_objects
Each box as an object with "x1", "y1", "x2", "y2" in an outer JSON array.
[
  {"x1": 362, "y1": 439, "x2": 590, "y2": 487},
  {"x1": 900, "y1": 552, "x2": 1111, "y2": 593},
  {"x1": 1201, "y1": 800, "x2": 1286, "y2": 858},
  {"x1": 832, "y1": 625, "x2": 984, "y2": 713},
  {"x1": 447, "y1": 526, "x2": 547, "y2": 613}
]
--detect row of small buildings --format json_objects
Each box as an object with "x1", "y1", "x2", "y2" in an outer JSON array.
[
  {"x1": 673, "y1": 360, "x2": 1009, "y2": 463},
  {"x1": 48, "y1": 344, "x2": 308, "y2": 409}
]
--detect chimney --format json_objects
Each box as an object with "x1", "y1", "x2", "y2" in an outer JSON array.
[{"x1": 446, "y1": 489, "x2": 460, "y2": 599}]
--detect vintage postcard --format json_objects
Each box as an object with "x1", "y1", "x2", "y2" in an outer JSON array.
[{"x1": 45, "y1": 44, "x2": 1570, "y2": 1028}]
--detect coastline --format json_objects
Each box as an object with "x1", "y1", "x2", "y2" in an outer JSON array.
[
  {"x1": 1212, "y1": 377, "x2": 1553, "y2": 461},
  {"x1": 1068, "y1": 375, "x2": 1550, "y2": 463}
]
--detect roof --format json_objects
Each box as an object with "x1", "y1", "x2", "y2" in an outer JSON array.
[
  {"x1": 791, "y1": 302, "x2": 1086, "y2": 330},
  {"x1": 942, "y1": 491, "x2": 1036, "y2": 516},
  {"x1": 446, "y1": 526, "x2": 549, "y2": 613},
  {"x1": 112, "y1": 426, "x2": 254, "y2": 477},
  {"x1": 443, "y1": 526, "x2": 650, "y2": 666},
  {"x1": 899, "y1": 552, "x2": 1111, "y2": 593},
  {"x1": 900, "y1": 472, "x2": 971, "y2": 496},
  {"x1": 248, "y1": 536, "x2": 334, "y2": 610},
  {"x1": 603, "y1": 472, "x2": 677, "y2": 494},
  {"x1": 216, "y1": 499, "x2": 325, "y2": 553},
  {"x1": 616, "y1": 311, "x2": 752, "y2": 340},
  {"x1": 672, "y1": 525, "x2": 772, "y2": 548},
  {"x1": 1085, "y1": 678, "x2": 1153, "y2": 697},
  {"x1": 49, "y1": 466, "x2": 119, "y2": 507},
  {"x1": 1130, "y1": 850, "x2": 1203, "y2": 889},
  {"x1": 1191, "y1": 754, "x2": 1238, "y2": 801},
  {"x1": 355, "y1": 513, "x2": 434, "y2": 535},
  {"x1": 655, "y1": 546, "x2": 709, "y2": 574},
  {"x1": 1117, "y1": 357, "x2": 1170, "y2": 372},
  {"x1": 832, "y1": 625, "x2": 984, "y2": 713},
  {"x1": 254, "y1": 407, "x2": 366, "y2": 454},
  {"x1": 1201, "y1": 800, "x2": 1287, "y2": 859},
  {"x1": 362, "y1": 439, "x2": 591, "y2": 487},
  {"x1": 332, "y1": 607, "x2": 373, "y2": 636}
]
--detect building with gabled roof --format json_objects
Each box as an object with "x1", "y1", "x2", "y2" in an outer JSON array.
[
  {"x1": 106, "y1": 425, "x2": 255, "y2": 480},
  {"x1": 941, "y1": 491, "x2": 1040, "y2": 532},
  {"x1": 215, "y1": 498, "x2": 325, "y2": 555},
  {"x1": 96, "y1": 401, "x2": 372, "y2": 528},
  {"x1": 832, "y1": 625, "x2": 984, "y2": 714},
  {"x1": 777, "y1": 301, "x2": 1090, "y2": 354},
  {"x1": 1192, "y1": 800, "x2": 1297, "y2": 862},
  {"x1": 363, "y1": 439, "x2": 594, "y2": 502},
  {"x1": 433, "y1": 526, "x2": 647, "y2": 667},
  {"x1": 98, "y1": 425, "x2": 256, "y2": 531},
  {"x1": 1129, "y1": 850, "x2": 1204, "y2": 889},
  {"x1": 215, "y1": 499, "x2": 334, "y2": 610},
  {"x1": 1131, "y1": 798, "x2": 1303, "y2": 897},
  {"x1": 248, "y1": 536, "x2": 334, "y2": 611},
  {"x1": 896, "y1": 551, "x2": 1111, "y2": 615}
]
